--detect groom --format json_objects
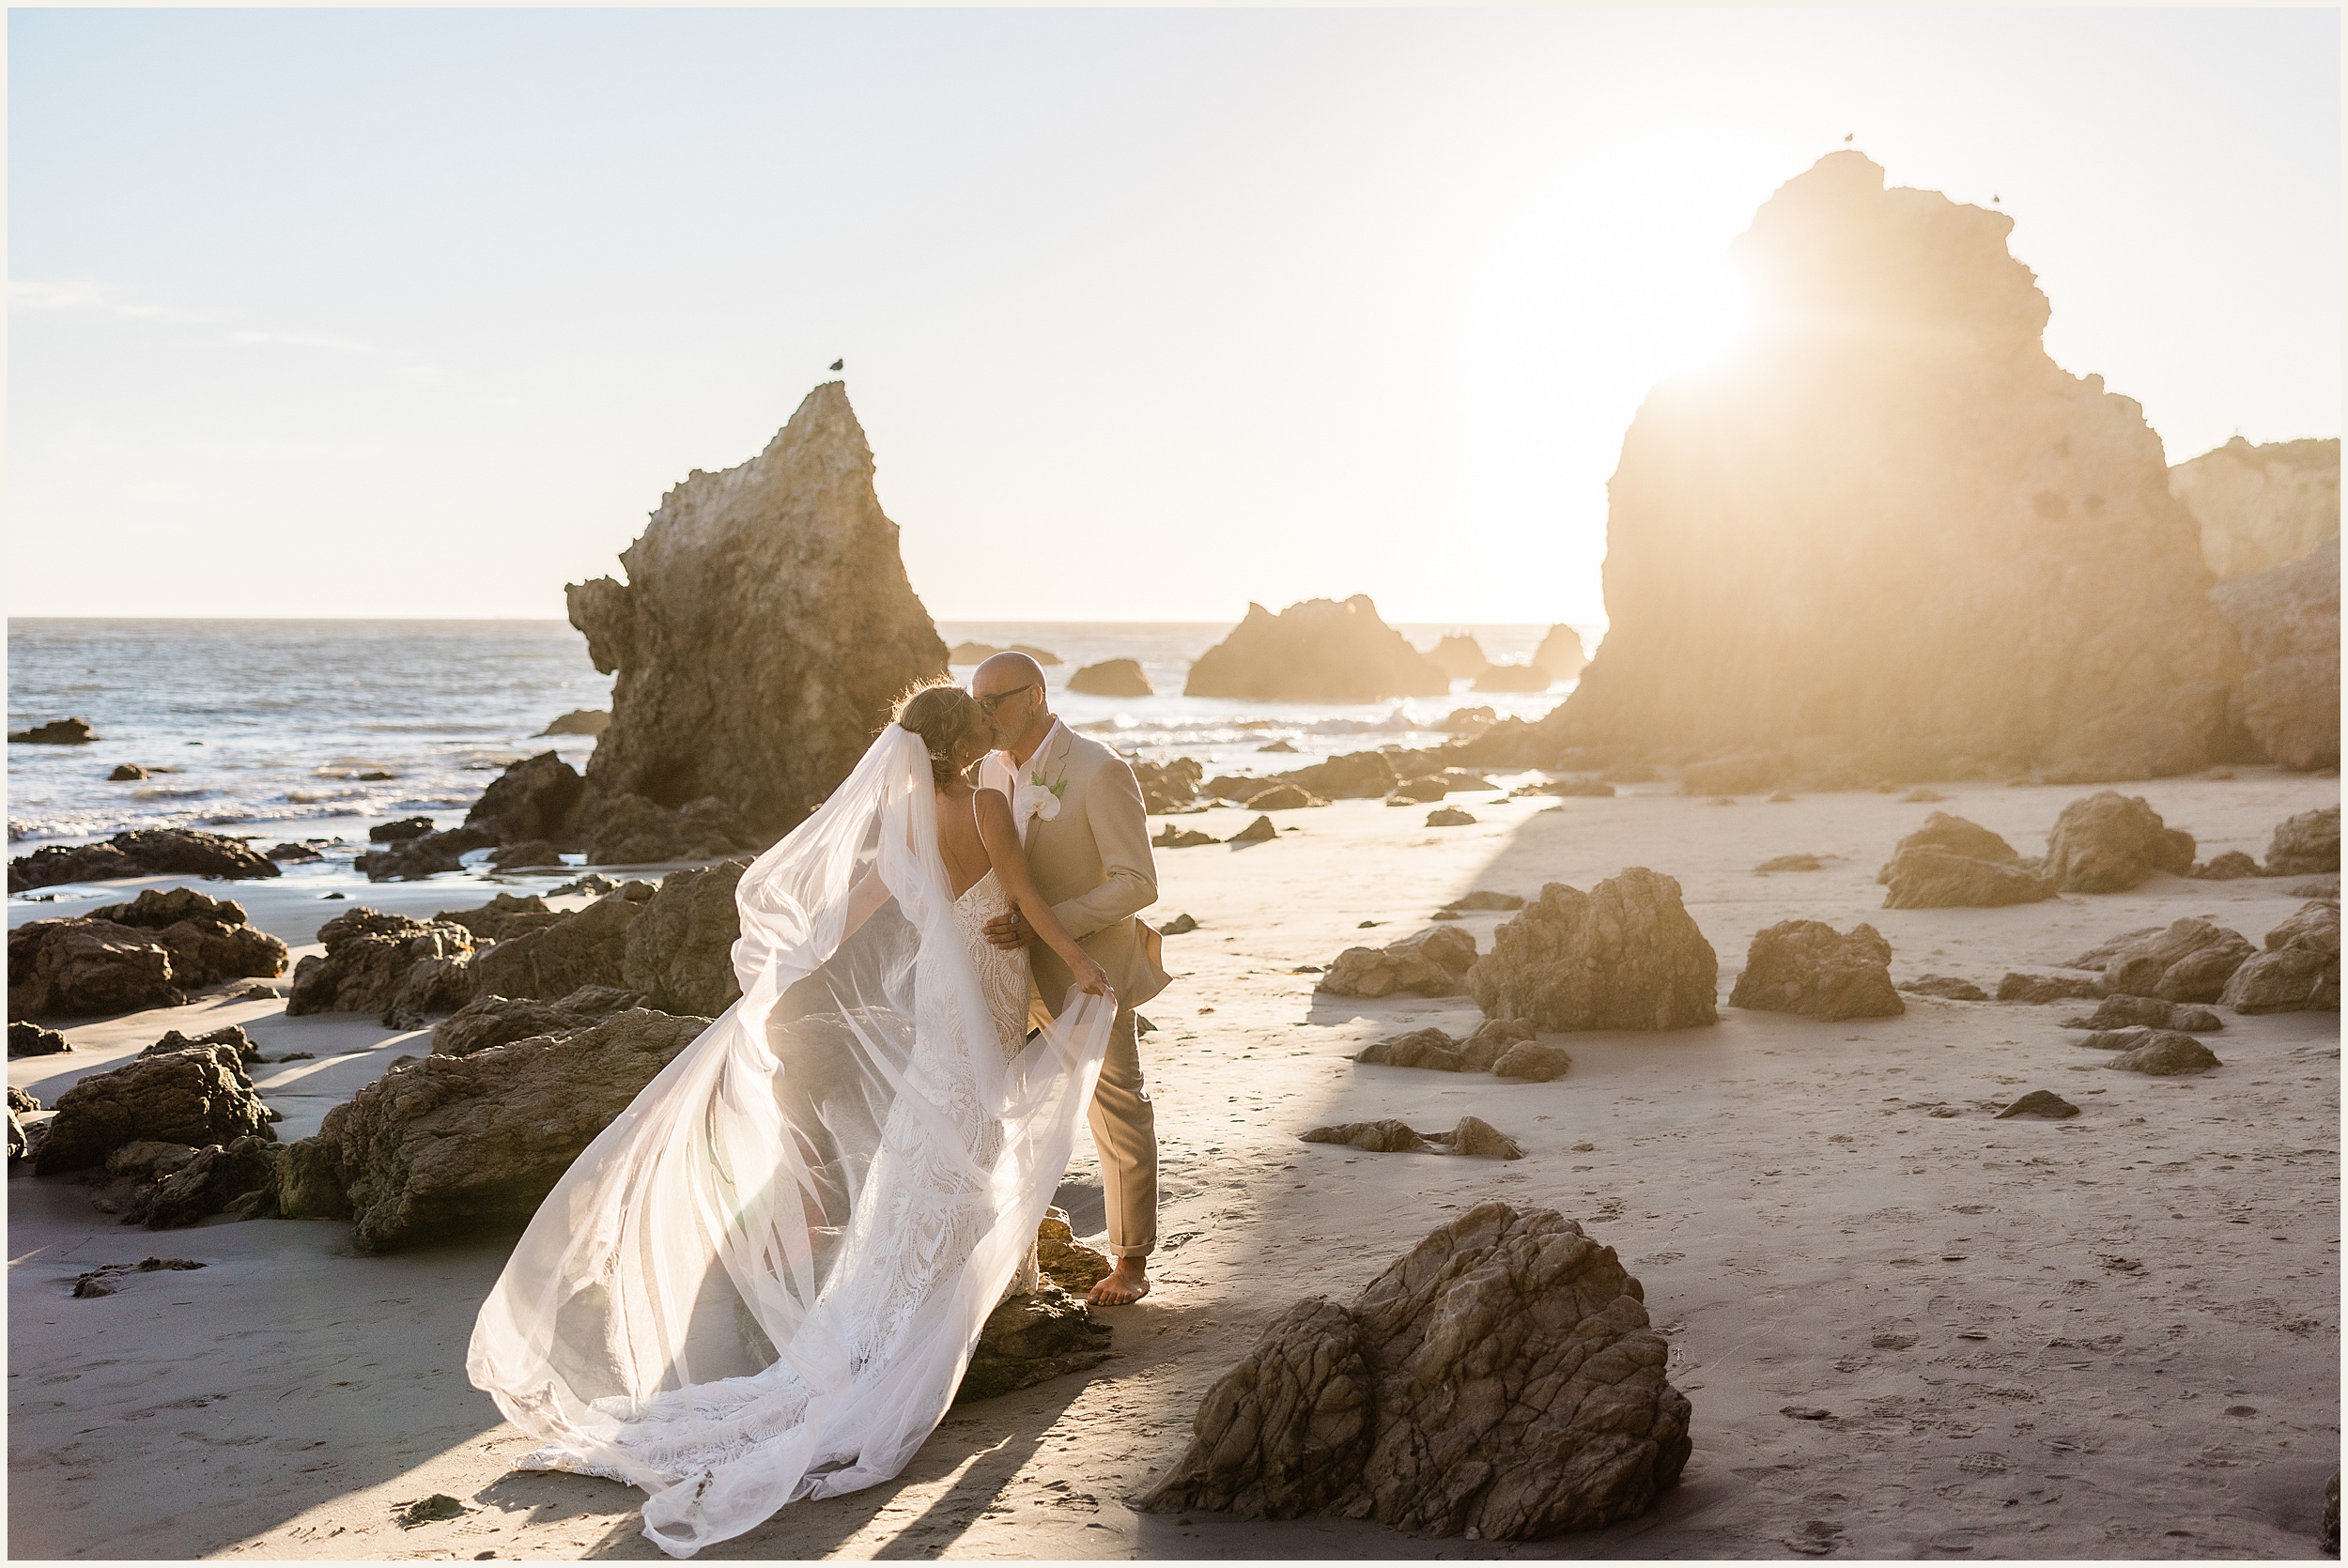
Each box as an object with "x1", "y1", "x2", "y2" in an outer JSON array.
[{"x1": 972, "y1": 653, "x2": 1165, "y2": 1306}]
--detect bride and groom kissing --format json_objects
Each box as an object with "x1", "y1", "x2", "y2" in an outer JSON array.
[{"x1": 466, "y1": 652, "x2": 1169, "y2": 1555}]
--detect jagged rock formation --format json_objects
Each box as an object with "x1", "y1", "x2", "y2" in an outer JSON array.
[
  {"x1": 9, "y1": 1022, "x2": 70, "y2": 1056},
  {"x1": 2211, "y1": 539, "x2": 2340, "y2": 770},
  {"x1": 1466, "y1": 869, "x2": 1718, "y2": 1031},
  {"x1": 1067, "y1": 658, "x2": 1154, "y2": 697},
  {"x1": 956, "y1": 1282, "x2": 1113, "y2": 1404},
  {"x1": 1133, "y1": 758, "x2": 1204, "y2": 814},
  {"x1": 1531, "y1": 153, "x2": 2244, "y2": 784},
  {"x1": 619, "y1": 860, "x2": 749, "y2": 1015},
  {"x1": 1729, "y1": 920, "x2": 1903, "y2": 1021},
  {"x1": 86, "y1": 888, "x2": 287, "y2": 987},
  {"x1": 1185, "y1": 596, "x2": 1450, "y2": 701},
  {"x1": 1353, "y1": 1019, "x2": 1538, "y2": 1075},
  {"x1": 2042, "y1": 792, "x2": 2195, "y2": 893},
  {"x1": 1142, "y1": 1204, "x2": 1690, "y2": 1537},
  {"x1": 1317, "y1": 928, "x2": 1478, "y2": 1000},
  {"x1": 468, "y1": 884, "x2": 652, "y2": 1001},
  {"x1": 466, "y1": 751, "x2": 586, "y2": 844},
  {"x1": 8, "y1": 828, "x2": 280, "y2": 895},
  {"x1": 286, "y1": 909, "x2": 479, "y2": 1024},
  {"x1": 8, "y1": 919, "x2": 182, "y2": 1020},
  {"x1": 566, "y1": 381, "x2": 947, "y2": 845},
  {"x1": 140, "y1": 1024, "x2": 259, "y2": 1065},
  {"x1": 2170, "y1": 436, "x2": 2340, "y2": 578},
  {"x1": 34, "y1": 1038, "x2": 277, "y2": 1176},
  {"x1": 431, "y1": 985, "x2": 645, "y2": 1056},
  {"x1": 270, "y1": 1008, "x2": 707, "y2": 1252},
  {"x1": 354, "y1": 822, "x2": 500, "y2": 882},
  {"x1": 2220, "y1": 900, "x2": 2340, "y2": 1013},
  {"x1": 1876, "y1": 812, "x2": 2056, "y2": 908},
  {"x1": 2268, "y1": 807, "x2": 2341, "y2": 876}
]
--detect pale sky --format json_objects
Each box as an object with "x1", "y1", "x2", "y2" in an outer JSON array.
[{"x1": 8, "y1": 8, "x2": 2339, "y2": 623}]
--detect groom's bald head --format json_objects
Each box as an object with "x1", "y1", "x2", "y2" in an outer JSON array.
[
  {"x1": 972, "y1": 651, "x2": 1045, "y2": 697},
  {"x1": 972, "y1": 651, "x2": 1052, "y2": 759}
]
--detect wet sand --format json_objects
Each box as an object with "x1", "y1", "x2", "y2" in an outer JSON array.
[{"x1": 8, "y1": 770, "x2": 2339, "y2": 1559}]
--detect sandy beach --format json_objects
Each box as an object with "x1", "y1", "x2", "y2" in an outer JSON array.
[{"x1": 8, "y1": 768, "x2": 2338, "y2": 1560}]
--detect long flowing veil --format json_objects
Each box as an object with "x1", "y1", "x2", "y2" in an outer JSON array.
[{"x1": 467, "y1": 725, "x2": 1114, "y2": 1557}]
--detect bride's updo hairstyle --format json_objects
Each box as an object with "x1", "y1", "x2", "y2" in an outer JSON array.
[{"x1": 892, "y1": 680, "x2": 982, "y2": 788}]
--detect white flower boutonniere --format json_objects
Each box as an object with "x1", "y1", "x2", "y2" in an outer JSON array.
[{"x1": 1013, "y1": 772, "x2": 1066, "y2": 827}]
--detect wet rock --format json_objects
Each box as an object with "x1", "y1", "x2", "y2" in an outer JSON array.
[
  {"x1": 1432, "y1": 1115, "x2": 1523, "y2": 1159},
  {"x1": 1491, "y1": 1039, "x2": 1574, "y2": 1082},
  {"x1": 466, "y1": 750, "x2": 586, "y2": 846},
  {"x1": 1995, "y1": 1090, "x2": 2078, "y2": 1119},
  {"x1": 2266, "y1": 806, "x2": 2341, "y2": 877},
  {"x1": 9, "y1": 717, "x2": 97, "y2": 745},
  {"x1": 1389, "y1": 776, "x2": 1449, "y2": 804},
  {"x1": 265, "y1": 841, "x2": 324, "y2": 863},
  {"x1": 1442, "y1": 890, "x2": 1524, "y2": 913},
  {"x1": 35, "y1": 1041, "x2": 276, "y2": 1175},
  {"x1": 1142, "y1": 1203, "x2": 1689, "y2": 1537},
  {"x1": 430, "y1": 985, "x2": 645, "y2": 1056},
  {"x1": 621, "y1": 860, "x2": 749, "y2": 1016},
  {"x1": 1036, "y1": 1207, "x2": 1112, "y2": 1295},
  {"x1": 1318, "y1": 927, "x2": 1478, "y2": 1001},
  {"x1": 286, "y1": 908, "x2": 479, "y2": 1022},
  {"x1": 1730, "y1": 921, "x2": 1903, "y2": 1021},
  {"x1": 8, "y1": 1022, "x2": 70, "y2": 1056},
  {"x1": 2189, "y1": 850, "x2": 2263, "y2": 881},
  {"x1": 8, "y1": 919, "x2": 182, "y2": 1021},
  {"x1": 954, "y1": 1282, "x2": 1114, "y2": 1403},
  {"x1": 1996, "y1": 972, "x2": 2106, "y2": 1004},
  {"x1": 2209, "y1": 537, "x2": 2339, "y2": 771},
  {"x1": 1355, "y1": 1027, "x2": 1467, "y2": 1071},
  {"x1": 1245, "y1": 784, "x2": 1325, "y2": 811},
  {"x1": 370, "y1": 817, "x2": 437, "y2": 843},
  {"x1": 582, "y1": 792, "x2": 757, "y2": 867},
  {"x1": 354, "y1": 823, "x2": 502, "y2": 882},
  {"x1": 140, "y1": 1025, "x2": 260, "y2": 1066},
  {"x1": 9, "y1": 828, "x2": 281, "y2": 895},
  {"x1": 2042, "y1": 792, "x2": 2196, "y2": 894},
  {"x1": 2062, "y1": 995, "x2": 2223, "y2": 1032},
  {"x1": 1228, "y1": 815, "x2": 1277, "y2": 846},
  {"x1": 1185, "y1": 596, "x2": 1450, "y2": 701},
  {"x1": 2220, "y1": 899, "x2": 2341, "y2": 1014},
  {"x1": 435, "y1": 891, "x2": 569, "y2": 942},
  {"x1": 1068, "y1": 658, "x2": 1154, "y2": 698},
  {"x1": 565, "y1": 382, "x2": 948, "y2": 846},
  {"x1": 2093, "y1": 918, "x2": 2257, "y2": 1003},
  {"x1": 87, "y1": 887, "x2": 289, "y2": 987},
  {"x1": 1426, "y1": 807, "x2": 1476, "y2": 827},
  {"x1": 1152, "y1": 824, "x2": 1217, "y2": 850},
  {"x1": 108, "y1": 763, "x2": 148, "y2": 781},
  {"x1": 1754, "y1": 853, "x2": 1824, "y2": 874},
  {"x1": 535, "y1": 708, "x2": 610, "y2": 737},
  {"x1": 1466, "y1": 869, "x2": 1718, "y2": 1032},
  {"x1": 273, "y1": 1008, "x2": 708, "y2": 1251},
  {"x1": 1303, "y1": 1119, "x2": 1430, "y2": 1153},
  {"x1": 468, "y1": 884, "x2": 653, "y2": 1002},
  {"x1": 2105, "y1": 1030, "x2": 2222, "y2": 1076},
  {"x1": 1900, "y1": 976, "x2": 1987, "y2": 1002}
]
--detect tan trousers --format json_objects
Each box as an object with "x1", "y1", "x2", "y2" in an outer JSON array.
[{"x1": 1090, "y1": 1007, "x2": 1158, "y2": 1258}]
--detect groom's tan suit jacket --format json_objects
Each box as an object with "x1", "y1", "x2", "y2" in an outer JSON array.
[{"x1": 982, "y1": 723, "x2": 1166, "y2": 1022}]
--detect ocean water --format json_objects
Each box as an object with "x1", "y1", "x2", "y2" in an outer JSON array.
[{"x1": 7, "y1": 618, "x2": 1583, "y2": 850}]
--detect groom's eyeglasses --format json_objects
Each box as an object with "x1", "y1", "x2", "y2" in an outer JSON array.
[{"x1": 976, "y1": 684, "x2": 1039, "y2": 715}]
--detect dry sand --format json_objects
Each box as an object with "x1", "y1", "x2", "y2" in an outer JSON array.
[{"x1": 9, "y1": 771, "x2": 2340, "y2": 1559}]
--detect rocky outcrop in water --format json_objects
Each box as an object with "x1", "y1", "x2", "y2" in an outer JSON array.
[
  {"x1": 2220, "y1": 900, "x2": 2340, "y2": 1014},
  {"x1": 1185, "y1": 597, "x2": 1449, "y2": 701},
  {"x1": 536, "y1": 709, "x2": 610, "y2": 737},
  {"x1": 1532, "y1": 624, "x2": 1588, "y2": 681},
  {"x1": 8, "y1": 828, "x2": 281, "y2": 894},
  {"x1": 1528, "y1": 153, "x2": 2244, "y2": 784},
  {"x1": 1142, "y1": 1203, "x2": 1690, "y2": 1538},
  {"x1": 2209, "y1": 538, "x2": 2339, "y2": 771},
  {"x1": 270, "y1": 1008, "x2": 706, "y2": 1252},
  {"x1": 1424, "y1": 634, "x2": 1490, "y2": 681},
  {"x1": 2170, "y1": 437, "x2": 2340, "y2": 579},
  {"x1": 2042, "y1": 792, "x2": 2195, "y2": 893},
  {"x1": 1466, "y1": 869, "x2": 1718, "y2": 1031},
  {"x1": 34, "y1": 1039, "x2": 277, "y2": 1176},
  {"x1": 566, "y1": 381, "x2": 947, "y2": 846},
  {"x1": 354, "y1": 823, "x2": 500, "y2": 882},
  {"x1": 466, "y1": 750, "x2": 586, "y2": 844},
  {"x1": 1730, "y1": 920, "x2": 1903, "y2": 1021},
  {"x1": 8, "y1": 717, "x2": 96, "y2": 745},
  {"x1": 1067, "y1": 658, "x2": 1154, "y2": 698},
  {"x1": 286, "y1": 909, "x2": 479, "y2": 1024}
]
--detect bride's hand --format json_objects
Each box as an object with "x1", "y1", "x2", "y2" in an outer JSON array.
[{"x1": 1071, "y1": 952, "x2": 1114, "y2": 998}]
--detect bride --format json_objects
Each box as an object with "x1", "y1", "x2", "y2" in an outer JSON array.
[{"x1": 467, "y1": 681, "x2": 1117, "y2": 1558}]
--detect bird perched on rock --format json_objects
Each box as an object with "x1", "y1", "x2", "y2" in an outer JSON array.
[{"x1": 829, "y1": 358, "x2": 844, "y2": 371}]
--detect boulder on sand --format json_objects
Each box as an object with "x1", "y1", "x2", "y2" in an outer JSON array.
[
  {"x1": 8, "y1": 1021, "x2": 71, "y2": 1056},
  {"x1": 2086, "y1": 918, "x2": 2256, "y2": 1004},
  {"x1": 1466, "y1": 869, "x2": 1718, "y2": 1032},
  {"x1": 8, "y1": 828, "x2": 280, "y2": 895},
  {"x1": 2041, "y1": 792, "x2": 2196, "y2": 894},
  {"x1": 431, "y1": 985, "x2": 646, "y2": 1057},
  {"x1": 2209, "y1": 538, "x2": 2339, "y2": 771},
  {"x1": 956, "y1": 1282, "x2": 1113, "y2": 1404},
  {"x1": 1518, "y1": 153, "x2": 2244, "y2": 785},
  {"x1": 354, "y1": 822, "x2": 502, "y2": 882},
  {"x1": 1876, "y1": 813, "x2": 2024, "y2": 878},
  {"x1": 1244, "y1": 784, "x2": 1325, "y2": 811},
  {"x1": 467, "y1": 884, "x2": 653, "y2": 1002},
  {"x1": 1133, "y1": 758, "x2": 1204, "y2": 814},
  {"x1": 2062, "y1": 995, "x2": 2222, "y2": 1033},
  {"x1": 1879, "y1": 844, "x2": 2056, "y2": 909},
  {"x1": 2105, "y1": 1030, "x2": 2222, "y2": 1076},
  {"x1": 2189, "y1": 850, "x2": 2262, "y2": 881},
  {"x1": 8, "y1": 919, "x2": 183, "y2": 1021},
  {"x1": 269, "y1": 1008, "x2": 708, "y2": 1252},
  {"x1": 87, "y1": 887, "x2": 288, "y2": 987},
  {"x1": 1303, "y1": 1118, "x2": 1432, "y2": 1154},
  {"x1": 1729, "y1": 920, "x2": 1904, "y2": 1021},
  {"x1": 140, "y1": 1024, "x2": 260, "y2": 1065},
  {"x1": 286, "y1": 908, "x2": 479, "y2": 1023},
  {"x1": 582, "y1": 792, "x2": 757, "y2": 867},
  {"x1": 1141, "y1": 1203, "x2": 1690, "y2": 1538},
  {"x1": 1067, "y1": 658, "x2": 1153, "y2": 698},
  {"x1": 2219, "y1": 900, "x2": 2341, "y2": 1014},
  {"x1": 2266, "y1": 806, "x2": 2341, "y2": 877},
  {"x1": 465, "y1": 750, "x2": 586, "y2": 845},
  {"x1": 1184, "y1": 596, "x2": 1450, "y2": 701},
  {"x1": 1996, "y1": 971, "x2": 2105, "y2": 1004},
  {"x1": 619, "y1": 859, "x2": 749, "y2": 1016},
  {"x1": 1995, "y1": 1090, "x2": 2078, "y2": 1120},
  {"x1": 34, "y1": 1039, "x2": 277, "y2": 1176},
  {"x1": 565, "y1": 381, "x2": 947, "y2": 846},
  {"x1": 1317, "y1": 927, "x2": 1478, "y2": 1000},
  {"x1": 1900, "y1": 975, "x2": 1987, "y2": 1001}
]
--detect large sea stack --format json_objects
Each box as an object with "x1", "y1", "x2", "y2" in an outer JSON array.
[
  {"x1": 1185, "y1": 596, "x2": 1449, "y2": 701},
  {"x1": 566, "y1": 383, "x2": 948, "y2": 842},
  {"x1": 1546, "y1": 153, "x2": 2245, "y2": 784}
]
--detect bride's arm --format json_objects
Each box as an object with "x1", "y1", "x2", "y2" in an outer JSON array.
[
  {"x1": 974, "y1": 789, "x2": 1113, "y2": 996},
  {"x1": 839, "y1": 866, "x2": 892, "y2": 941}
]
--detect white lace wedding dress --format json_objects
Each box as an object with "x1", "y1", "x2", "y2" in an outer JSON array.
[{"x1": 467, "y1": 730, "x2": 1112, "y2": 1557}]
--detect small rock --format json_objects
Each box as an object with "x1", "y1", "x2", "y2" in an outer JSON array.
[
  {"x1": 396, "y1": 1495, "x2": 470, "y2": 1528},
  {"x1": 1389, "y1": 776, "x2": 1449, "y2": 804},
  {"x1": 265, "y1": 842, "x2": 324, "y2": 863},
  {"x1": 1457, "y1": 1017, "x2": 1537, "y2": 1070},
  {"x1": 1319, "y1": 927, "x2": 1477, "y2": 1000},
  {"x1": 1227, "y1": 815, "x2": 1276, "y2": 845},
  {"x1": 70, "y1": 1255, "x2": 203, "y2": 1298},
  {"x1": 1036, "y1": 1207, "x2": 1113, "y2": 1294},
  {"x1": 1244, "y1": 783, "x2": 1325, "y2": 811},
  {"x1": 1067, "y1": 658, "x2": 1154, "y2": 698},
  {"x1": 955, "y1": 1282, "x2": 1113, "y2": 1403},
  {"x1": 1354, "y1": 1028, "x2": 1465, "y2": 1071},
  {"x1": 8, "y1": 1086, "x2": 41, "y2": 1115},
  {"x1": 1995, "y1": 973, "x2": 2105, "y2": 1004},
  {"x1": 1152, "y1": 824, "x2": 1218, "y2": 849},
  {"x1": 1781, "y1": 1406, "x2": 1831, "y2": 1422},
  {"x1": 1257, "y1": 739, "x2": 1298, "y2": 753},
  {"x1": 107, "y1": 763, "x2": 148, "y2": 781},
  {"x1": 2188, "y1": 850, "x2": 2262, "y2": 881},
  {"x1": 2105, "y1": 1030, "x2": 2222, "y2": 1075},
  {"x1": 1425, "y1": 807, "x2": 1476, "y2": 827},
  {"x1": 2096, "y1": 918, "x2": 2257, "y2": 1003},
  {"x1": 1433, "y1": 1115, "x2": 1523, "y2": 1159},
  {"x1": 1442, "y1": 890, "x2": 1523, "y2": 913},
  {"x1": 1995, "y1": 1090, "x2": 2079, "y2": 1119},
  {"x1": 368, "y1": 816, "x2": 438, "y2": 844},
  {"x1": 8, "y1": 1022, "x2": 71, "y2": 1057},
  {"x1": 536, "y1": 708, "x2": 611, "y2": 738},
  {"x1": 547, "y1": 873, "x2": 621, "y2": 898},
  {"x1": 1754, "y1": 853, "x2": 1825, "y2": 873},
  {"x1": 2220, "y1": 899, "x2": 2341, "y2": 1014},
  {"x1": 1899, "y1": 976, "x2": 1988, "y2": 1002},
  {"x1": 1491, "y1": 1038, "x2": 1573, "y2": 1081},
  {"x1": 2265, "y1": 806, "x2": 2340, "y2": 877},
  {"x1": 2062, "y1": 995, "x2": 2223, "y2": 1033},
  {"x1": 1302, "y1": 1119, "x2": 1432, "y2": 1153}
]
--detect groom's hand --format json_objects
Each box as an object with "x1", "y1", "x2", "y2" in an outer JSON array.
[{"x1": 983, "y1": 911, "x2": 1036, "y2": 949}]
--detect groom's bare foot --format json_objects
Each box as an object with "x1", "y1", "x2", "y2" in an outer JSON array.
[{"x1": 1089, "y1": 1257, "x2": 1151, "y2": 1306}]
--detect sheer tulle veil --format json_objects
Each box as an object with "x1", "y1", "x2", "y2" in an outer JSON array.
[{"x1": 467, "y1": 724, "x2": 1113, "y2": 1557}]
